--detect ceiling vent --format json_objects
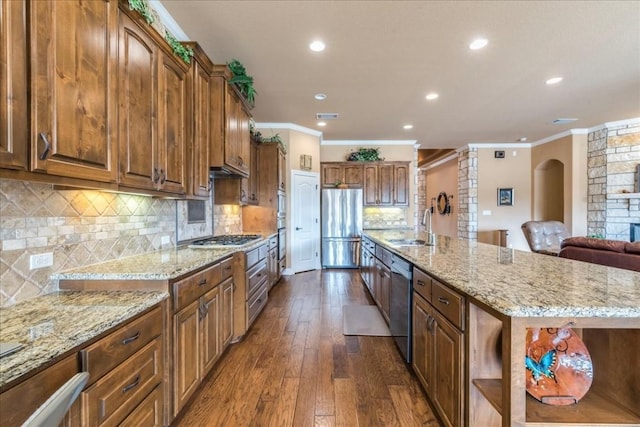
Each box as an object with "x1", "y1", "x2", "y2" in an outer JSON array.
[
  {"x1": 316, "y1": 113, "x2": 339, "y2": 120},
  {"x1": 552, "y1": 118, "x2": 578, "y2": 125}
]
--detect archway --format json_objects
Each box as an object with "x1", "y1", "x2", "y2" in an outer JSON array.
[{"x1": 533, "y1": 159, "x2": 564, "y2": 221}]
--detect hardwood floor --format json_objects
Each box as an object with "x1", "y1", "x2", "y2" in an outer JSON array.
[{"x1": 175, "y1": 269, "x2": 440, "y2": 426}]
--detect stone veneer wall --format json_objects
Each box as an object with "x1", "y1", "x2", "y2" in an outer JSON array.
[
  {"x1": 457, "y1": 148, "x2": 478, "y2": 240},
  {"x1": 0, "y1": 180, "x2": 176, "y2": 306},
  {"x1": 587, "y1": 121, "x2": 640, "y2": 240},
  {"x1": 417, "y1": 169, "x2": 427, "y2": 231}
]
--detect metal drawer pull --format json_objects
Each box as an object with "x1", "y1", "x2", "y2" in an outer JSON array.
[
  {"x1": 416, "y1": 280, "x2": 425, "y2": 287},
  {"x1": 121, "y1": 331, "x2": 140, "y2": 345},
  {"x1": 39, "y1": 132, "x2": 51, "y2": 160},
  {"x1": 438, "y1": 297, "x2": 450, "y2": 305},
  {"x1": 122, "y1": 375, "x2": 140, "y2": 393},
  {"x1": 198, "y1": 278, "x2": 208, "y2": 286}
]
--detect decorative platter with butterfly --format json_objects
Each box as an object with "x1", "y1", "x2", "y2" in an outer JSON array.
[{"x1": 525, "y1": 327, "x2": 593, "y2": 405}]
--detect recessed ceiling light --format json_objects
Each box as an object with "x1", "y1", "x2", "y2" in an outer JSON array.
[
  {"x1": 317, "y1": 121, "x2": 327, "y2": 127},
  {"x1": 403, "y1": 124, "x2": 413, "y2": 130},
  {"x1": 425, "y1": 93, "x2": 439, "y2": 100},
  {"x1": 469, "y1": 38, "x2": 488, "y2": 50},
  {"x1": 309, "y1": 40, "x2": 326, "y2": 52},
  {"x1": 545, "y1": 77, "x2": 563, "y2": 85},
  {"x1": 518, "y1": 137, "x2": 527, "y2": 142},
  {"x1": 314, "y1": 93, "x2": 327, "y2": 100}
]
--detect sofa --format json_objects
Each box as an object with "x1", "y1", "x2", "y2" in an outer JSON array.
[{"x1": 558, "y1": 237, "x2": 640, "y2": 272}]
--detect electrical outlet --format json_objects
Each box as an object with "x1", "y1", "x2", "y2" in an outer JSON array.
[
  {"x1": 29, "y1": 252, "x2": 53, "y2": 270},
  {"x1": 161, "y1": 235, "x2": 171, "y2": 246},
  {"x1": 482, "y1": 210, "x2": 492, "y2": 216}
]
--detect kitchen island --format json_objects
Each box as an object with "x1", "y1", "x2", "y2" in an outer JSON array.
[{"x1": 364, "y1": 230, "x2": 640, "y2": 427}]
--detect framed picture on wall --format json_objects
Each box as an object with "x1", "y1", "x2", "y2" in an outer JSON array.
[{"x1": 498, "y1": 188, "x2": 514, "y2": 206}]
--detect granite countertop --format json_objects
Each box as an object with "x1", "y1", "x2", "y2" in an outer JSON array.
[
  {"x1": 51, "y1": 238, "x2": 268, "y2": 281},
  {"x1": 364, "y1": 230, "x2": 640, "y2": 319},
  {"x1": 0, "y1": 290, "x2": 168, "y2": 389}
]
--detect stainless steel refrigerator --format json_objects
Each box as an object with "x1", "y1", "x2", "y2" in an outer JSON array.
[{"x1": 321, "y1": 188, "x2": 363, "y2": 268}]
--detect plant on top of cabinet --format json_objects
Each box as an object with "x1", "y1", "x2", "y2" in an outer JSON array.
[
  {"x1": 347, "y1": 147, "x2": 384, "y2": 162},
  {"x1": 127, "y1": 0, "x2": 194, "y2": 64},
  {"x1": 227, "y1": 59, "x2": 257, "y2": 106}
]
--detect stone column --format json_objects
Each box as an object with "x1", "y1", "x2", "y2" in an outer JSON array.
[{"x1": 457, "y1": 148, "x2": 478, "y2": 240}]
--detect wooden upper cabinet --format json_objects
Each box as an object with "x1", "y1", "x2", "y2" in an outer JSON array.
[
  {"x1": 363, "y1": 162, "x2": 410, "y2": 206},
  {"x1": 29, "y1": 0, "x2": 117, "y2": 182},
  {"x1": 211, "y1": 66, "x2": 251, "y2": 178},
  {"x1": 394, "y1": 163, "x2": 409, "y2": 205},
  {"x1": 320, "y1": 162, "x2": 363, "y2": 188},
  {"x1": 187, "y1": 43, "x2": 214, "y2": 199},
  {"x1": 156, "y1": 50, "x2": 188, "y2": 194},
  {"x1": 1, "y1": 0, "x2": 28, "y2": 171},
  {"x1": 117, "y1": 9, "x2": 157, "y2": 191},
  {"x1": 117, "y1": 4, "x2": 187, "y2": 195},
  {"x1": 277, "y1": 145, "x2": 286, "y2": 193},
  {"x1": 363, "y1": 164, "x2": 378, "y2": 204}
]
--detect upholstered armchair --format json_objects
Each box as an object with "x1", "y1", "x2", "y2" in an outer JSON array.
[{"x1": 521, "y1": 220, "x2": 570, "y2": 255}]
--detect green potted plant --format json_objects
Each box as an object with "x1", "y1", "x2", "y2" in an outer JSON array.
[{"x1": 227, "y1": 59, "x2": 257, "y2": 106}]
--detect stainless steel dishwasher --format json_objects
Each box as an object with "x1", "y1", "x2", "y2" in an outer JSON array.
[{"x1": 389, "y1": 254, "x2": 412, "y2": 363}]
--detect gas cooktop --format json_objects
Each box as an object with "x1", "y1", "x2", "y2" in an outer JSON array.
[{"x1": 189, "y1": 234, "x2": 262, "y2": 249}]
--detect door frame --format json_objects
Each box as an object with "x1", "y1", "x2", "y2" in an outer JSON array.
[{"x1": 290, "y1": 169, "x2": 321, "y2": 273}]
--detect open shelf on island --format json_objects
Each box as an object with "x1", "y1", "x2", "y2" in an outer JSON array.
[{"x1": 472, "y1": 378, "x2": 640, "y2": 426}]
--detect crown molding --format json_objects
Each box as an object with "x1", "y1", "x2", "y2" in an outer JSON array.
[
  {"x1": 322, "y1": 139, "x2": 418, "y2": 146},
  {"x1": 150, "y1": 1, "x2": 189, "y2": 40},
  {"x1": 422, "y1": 153, "x2": 459, "y2": 170},
  {"x1": 255, "y1": 122, "x2": 323, "y2": 138}
]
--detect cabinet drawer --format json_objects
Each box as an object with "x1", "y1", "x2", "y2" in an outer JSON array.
[
  {"x1": 413, "y1": 267, "x2": 432, "y2": 302},
  {"x1": 173, "y1": 263, "x2": 221, "y2": 312},
  {"x1": 246, "y1": 258, "x2": 268, "y2": 297},
  {"x1": 269, "y1": 236, "x2": 278, "y2": 250},
  {"x1": 431, "y1": 280, "x2": 465, "y2": 331},
  {"x1": 0, "y1": 355, "x2": 79, "y2": 427},
  {"x1": 82, "y1": 337, "x2": 163, "y2": 426},
  {"x1": 247, "y1": 281, "x2": 268, "y2": 326},
  {"x1": 81, "y1": 307, "x2": 161, "y2": 383},
  {"x1": 220, "y1": 256, "x2": 233, "y2": 281},
  {"x1": 246, "y1": 247, "x2": 259, "y2": 269},
  {"x1": 376, "y1": 246, "x2": 392, "y2": 266},
  {"x1": 258, "y1": 243, "x2": 269, "y2": 260},
  {"x1": 119, "y1": 384, "x2": 163, "y2": 427}
]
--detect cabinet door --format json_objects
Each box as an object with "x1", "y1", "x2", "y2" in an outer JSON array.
[
  {"x1": 373, "y1": 258, "x2": 382, "y2": 308},
  {"x1": 321, "y1": 163, "x2": 343, "y2": 187},
  {"x1": 237, "y1": 103, "x2": 251, "y2": 177},
  {"x1": 118, "y1": 10, "x2": 157, "y2": 191},
  {"x1": 224, "y1": 89, "x2": 250, "y2": 177},
  {"x1": 343, "y1": 164, "x2": 363, "y2": 187},
  {"x1": 200, "y1": 286, "x2": 221, "y2": 376},
  {"x1": 30, "y1": 0, "x2": 117, "y2": 182},
  {"x1": 157, "y1": 51, "x2": 188, "y2": 194},
  {"x1": 394, "y1": 163, "x2": 410, "y2": 206},
  {"x1": 379, "y1": 262, "x2": 391, "y2": 323},
  {"x1": 363, "y1": 164, "x2": 379, "y2": 205},
  {"x1": 1, "y1": 0, "x2": 28, "y2": 170},
  {"x1": 277, "y1": 146, "x2": 287, "y2": 193},
  {"x1": 432, "y1": 310, "x2": 464, "y2": 427},
  {"x1": 247, "y1": 140, "x2": 259, "y2": 204},
  {"x1": 190, "y1": 56, "x2": 212, "y2": 198},
  {"x1": 412, "y1": 294, "x2": 434, "y2": 394},
  {"x1": 221, "y1": 277, "x2": 234, "y2": 349},
  {"x1": 378, "y1": 163, "x2": 394, "y2": 205},
  {"x1": 173, "y1": 300, "x2": 200, "y2": 414}
]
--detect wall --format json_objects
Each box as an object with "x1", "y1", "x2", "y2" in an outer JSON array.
[
  {"x1": 477, "y1": 147, "x2": 532, "y2": 251},
  {"x1": 320, "y1": 144, "x2": 417, "y2": 227},
  {"x1": 424, "y1": 157, "x2": 458, "y2": 237},
  {"x1": 531, "y1": 133, "x2": 588, "y2": 236},
  {"x1": 0, "y1": 179, "x2": 177, "y2": 306}
]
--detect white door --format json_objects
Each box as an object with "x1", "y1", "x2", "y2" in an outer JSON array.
[{"x1": 291, "y1": 170, "x2": 320, "y2": 273}]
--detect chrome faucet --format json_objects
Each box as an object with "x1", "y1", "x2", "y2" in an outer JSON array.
[{"x1": 422, "y1": 208, "x2": 435, "y2": 244}]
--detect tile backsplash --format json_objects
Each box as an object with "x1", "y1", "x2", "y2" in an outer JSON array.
[
  {"x1": 0, "y1": 179, "x2": 244, "y2": 307},
  {"x1": 363, "y1": 206, "x2": 409, "y2": 228}
]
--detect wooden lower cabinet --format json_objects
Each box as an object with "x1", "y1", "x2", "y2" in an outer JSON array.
[
  {"x1": 413, "y1": 292, "x2": 464, "y2": 427},
  {"x1": 119, "y1": 385, "x2": 163, "y2": 427},
  {"x1": 171, "y1": 259, "x2": 233, "y2": 417}
]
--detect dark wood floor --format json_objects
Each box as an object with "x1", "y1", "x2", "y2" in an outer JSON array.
[{"x1": 176, "y1": 269, "x2": 440, "y2": 426}]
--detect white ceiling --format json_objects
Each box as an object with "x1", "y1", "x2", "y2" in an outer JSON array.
[{"x1": 159, "y1": 1, "x2": 640, "y2": 149}]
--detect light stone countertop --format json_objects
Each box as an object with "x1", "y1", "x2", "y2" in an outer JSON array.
[
  {"x1": 364, "y1": 230, "x2": 640, "y2": 319},
  {"x1": 0, "y1": 290, "x2": 168, "y2": 389},
  {"x1": 51, "y1": 239, "x2": 268, "y2": 281}
]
